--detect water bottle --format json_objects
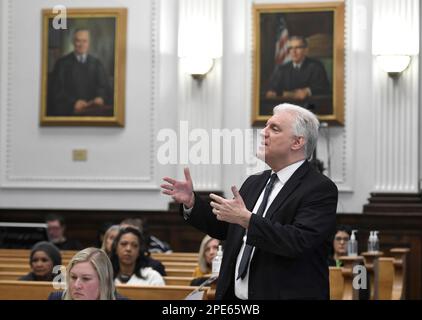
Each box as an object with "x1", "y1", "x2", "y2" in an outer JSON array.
[
  {"x1": 373, "y1": 231, "x2": 379, "y2": 252},
  {"x1": 367, "y1": 231, "x2": 374, "y2": 252},
  {"x1": 347, "y1": 230, "x2": 358, "y2": 256},
  {"x1": 212, "y1": 245, "x2": 223, "y2": 276}
]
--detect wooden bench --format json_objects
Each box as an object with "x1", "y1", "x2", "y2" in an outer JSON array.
[
  {"x1": 161, "y1": 261, "x2": 196, "y2": 271},
  {"x1": 376, "y1": 257, "x2": 395, "y2": 300},
  {"x1": 0, "y1": 263, "x2": 195, "y2": 277},
  {"x1": 0, "y1": 271, "x2": 195, "y2": 286},
  {"x1": 338, "y1": 255, "x2": 364, "y2": 300},
  {"x1": 165, "y1": 268, "x2": 194, "y2": 277},
  {"x1": 0, "y1": 250, "x2": 198, "y2": 264},
  {"x1": 362, "y1": 251, "x2": 384, "y2": 299},
  {"x1": 0, "y1": 249, "x2": 76, "y2": 259},
  {"x1": 0, "y1": 280, "x2": 209, "y2": 300},
  {"x1": 0, "y1": 271, "x2": 26, "y2": 281},
  {"x1": 152, "y1": 252, "x2": 198, "y2": 258},
  {"x1": 0, "y1": 264, "x2": 31, "y2": 272},
  {"x1": 163, "y1": 276, "x2": 194, "y2": 286},
  {"x1": 390, "y1": 248, "x2": 410, "y2": 300},
  {"x1": 150, "y1": 256, "x2": 198, "y2": 263},
  {"x1": 329, "y1": 267, "x2": 344, "y2": 300},
  {"x1": 0, "y1": 250, "x2": 197, "y2": 260}
]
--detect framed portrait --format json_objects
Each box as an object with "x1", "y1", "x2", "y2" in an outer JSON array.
[
  {"x1": 40, "y1": 8, "x2": 127, "y2": 126},
  {"x1": 252, "y1": 2, "x2": 344, "y2": 126}
]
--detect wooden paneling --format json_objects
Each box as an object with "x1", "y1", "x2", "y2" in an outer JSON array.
[
  {"x1": 1, "y1": 209, "x2": 421, "y2": 299},
  {"x1": 337, "y1": 213, "x2": 422, "y2": 299},
  {"x1": 0, "y1": 208, "x2": 206, "y2": 252}
]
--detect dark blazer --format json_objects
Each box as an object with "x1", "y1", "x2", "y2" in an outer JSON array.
[
  {"x1": 47, "y1": 291, "x2": 129, "y2": 300},
  {"x1": 183, "y1": 161, "x2": 338, "y2": 300},
  {"x1": 267, "y1": 57, "x2": 330, "y2": 96},
  {"x1": 48, "y1": 53, "x2": 111, "y2": 116}
]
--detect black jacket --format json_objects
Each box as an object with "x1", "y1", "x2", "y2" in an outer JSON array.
[
  {"x1": 183, "y1": 161, "x2": 338, "y2": 300},
  {"x1": 47, "y1": 291, "x2": 129, "y2": 300},
  {"x1": 48, "y1": 53, "x2": 111, "y2": 116},
  {"x1": 267, "y1": 57, "x2": 330, "y2": 96}
]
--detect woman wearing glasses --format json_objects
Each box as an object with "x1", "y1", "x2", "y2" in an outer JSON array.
[{"x1": 328, "y1": 225, "x2": 351, "y2": 267}]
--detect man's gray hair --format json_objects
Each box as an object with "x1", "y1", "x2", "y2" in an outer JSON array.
[{"x1": 273, "y1": 103, "x2": 319, "y2": 159}]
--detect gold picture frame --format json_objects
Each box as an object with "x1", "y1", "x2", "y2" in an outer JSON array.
[
  {"x1": 252, "y1": 2, "x2": 344, "y2": 126},
  {"x1": 40, "y1": 8, "x2": 127, "y2": 126}
]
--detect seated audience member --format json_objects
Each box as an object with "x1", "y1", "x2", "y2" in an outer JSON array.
[
  {"x1": 328, "y1": 225, "x2": 351, "y2": 267},
  {"x1": 49, "y1": 247, "x2": 126, "y2": 300},
  {"x1": 110, "y1": 226, "x2": 165, "y2": 286},
  {"x1": 119, "y1": 218, "x2": 167, "y2": 276},
  {"x1": 328, "y1": 225, "x2": 370, "y2": 300},
  {"x1": 190, "y1": 235, "x2": 220, "y2": 286},
  {"x1": 46, "y1": 214, "x2": 83, "y2": 250},
  {"x1": 120, "y1": 218, "x2": 172, "y2": 253},
  {"x1": 101, "y1": 225, "x2": 120, "y2": 256},
  {"x1": 19, "y1": 241, "x2": 62, "y2": 281},
  {"x1": 96, "y1": 222, "x2": 115, "y2": 248}
]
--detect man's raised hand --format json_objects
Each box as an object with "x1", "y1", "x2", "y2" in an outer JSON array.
[{"x1": 161, "y1": 168, "x2": 195, "y2": 208}]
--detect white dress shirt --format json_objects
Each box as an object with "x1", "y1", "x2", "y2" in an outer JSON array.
[
  {"x1": 75, "y1": 53, "x2": 87, "y2": 63},
  {"x1": 293, "y1": 62, "x2": 302, "y2": 69},
  {"x1": 114, "y1": 267, "x2": 165, "y2": 286},
  {"x1": 234, "y1": 160, "x2": 305, "y2": 300}
]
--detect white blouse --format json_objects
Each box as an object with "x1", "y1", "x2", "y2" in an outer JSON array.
[{"x1": 115, "y1": 267, "x2": 165, "y2": 286}]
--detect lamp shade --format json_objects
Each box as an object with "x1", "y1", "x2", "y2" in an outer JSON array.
[{"x1": 376, "y1": 55, "x2": 411, "y2": 75}]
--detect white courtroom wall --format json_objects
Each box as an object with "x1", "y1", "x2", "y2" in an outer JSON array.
[
  {"x1": 0, "y1": 0, "x2": 178, "y2": 210},
  {"x1": 0, "y1": 0, "x2": 420, "y2": 212}
]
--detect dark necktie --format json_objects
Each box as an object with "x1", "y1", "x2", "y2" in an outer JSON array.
[{"x1": 237, "y1": 173, "x2": 278, "y2": 280}]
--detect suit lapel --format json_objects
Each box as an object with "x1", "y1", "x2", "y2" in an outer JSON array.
[
  {"x1": 265, "y1": 161, "x2": 310, "y2": 221},
  {"x1": 244, "y1": 170, "x2": 271, "y2": 212},
  {"x1": 232, "y1": 171, "x2": 271, "y2": 253}
]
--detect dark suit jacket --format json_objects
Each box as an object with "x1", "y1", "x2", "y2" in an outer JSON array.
[
  {"x1": 267, "y1": 57, "x2": 330, "y2": 96},
  {"x1": 48, "y1": 53, "x2": 111, "y2": 116},
  {"x1": 47, "y1": 291, "x2": 129, "y2": 300},
  {"x1": 183, "y1": 161, "x2": 338, "y2": 300}
]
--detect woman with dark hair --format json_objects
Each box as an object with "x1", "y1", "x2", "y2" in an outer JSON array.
[
  {"x1": 110, "y1": 227, "x2": 165, "y2": 286},
  {"x1": 19, "y1": 241, "x2": 62, "y2": 281},
  {"x1": 328, "y1": 225, "x2": 351, "y2": 267}
]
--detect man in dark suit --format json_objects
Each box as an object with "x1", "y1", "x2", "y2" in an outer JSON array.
[
  {"x1": 48, "y1": 29, "x2": 112, "y2": 116},
  {"x1": 46, "y1": 214, "x2": 83, "y2": 251},
  {"x1": 161, "y1": 103, "x2": 338, "y2": 300},
  {"x1": 265, "y1": 36, "x2": 330, "y2": 101}
]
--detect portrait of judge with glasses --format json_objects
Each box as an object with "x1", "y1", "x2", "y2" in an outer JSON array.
[{"x1": 265, "y1": 35, "x2": 330, "y2": 101}]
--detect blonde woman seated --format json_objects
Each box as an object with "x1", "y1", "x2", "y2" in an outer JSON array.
[
  {"x1": 192, "y1": 235, "x2": 220, "y2": 278},
  {"x1": 101, "y1": 225, "x2": 120, "y2": 256},
  {"x1": 48, "y1": 247, "x2": 125, "y2": 300},
  {"x1": 110, "y1": 226, "x2": 165, "y2": 286}
]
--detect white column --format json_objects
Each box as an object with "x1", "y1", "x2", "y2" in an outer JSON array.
[
  {"x1": 372, "y1": 0, "x2": 420, "y2": 192},
  {"x1": 177, "y1": 0, "x2": 223, "y2": 191}
]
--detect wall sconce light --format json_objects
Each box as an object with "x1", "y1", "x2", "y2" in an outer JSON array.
[
  {"x1": 177, "y1": 0, "x2": 222, "y2": 81},
  {"x1": 376, "y1": 55, "x2": 411, "y2": 77},
  {"x1": 180, "y1": 56, "x2": 215, "y2": 80}
]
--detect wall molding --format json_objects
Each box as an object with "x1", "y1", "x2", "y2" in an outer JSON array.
[{"x1": 0, "y1": 0, "x2": 160, "y2": 190}]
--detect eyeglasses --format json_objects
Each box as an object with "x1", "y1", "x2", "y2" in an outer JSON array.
[{"x1": 335, "y1": 237, "x2": 349, "y2": 242}]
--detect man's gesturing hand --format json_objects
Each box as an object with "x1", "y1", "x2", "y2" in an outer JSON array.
[
  {"x1": 161, "y1": 168, "x2": 195, "y2": 208},
  {"x1": 210, "y1": 186, "x2": 252, "y2": 229}
]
